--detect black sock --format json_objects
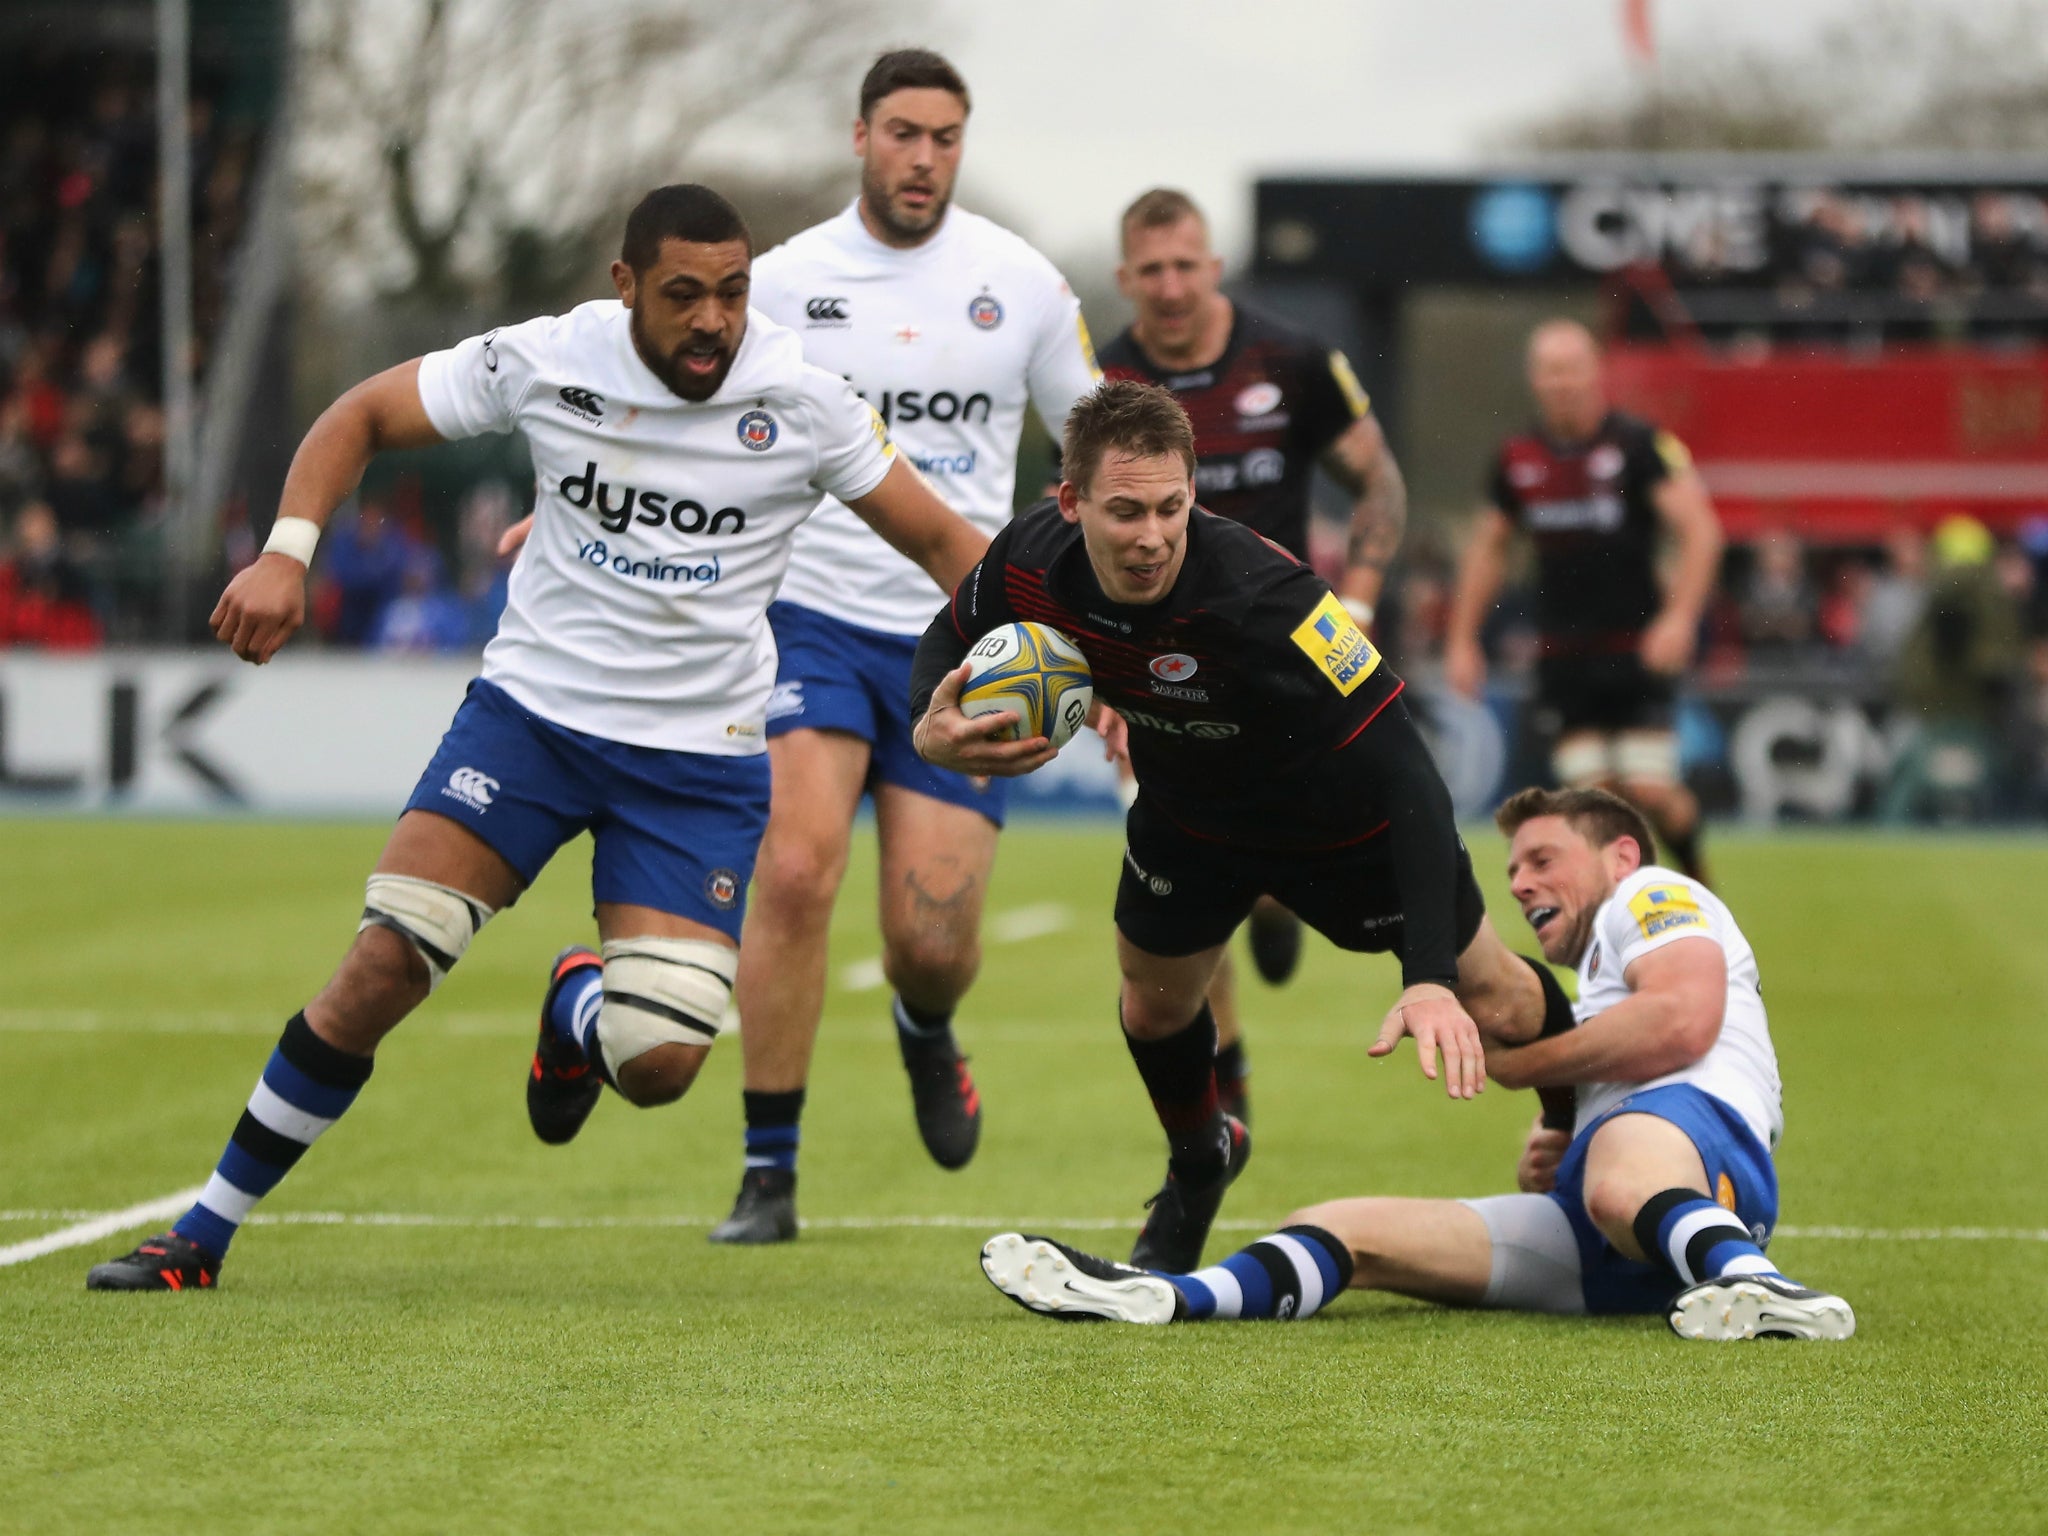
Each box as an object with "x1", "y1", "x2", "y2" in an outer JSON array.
[
  {"x1": 1518, "y1": 954, "x2": 1579, "y2": 1131},
  {"x1": 1213, "y1": 1039, "x2": 1249, "y2": 1091},
  {"x1": 741, "y1": 1088, "x2": 805, "y2": 1174},
  {"x1": 892, "y1": 995, "x2": 954, "y2": 1041},
  {"x1": 1125, "y1": 1004, "x2": 1224, "y2": 1177}
]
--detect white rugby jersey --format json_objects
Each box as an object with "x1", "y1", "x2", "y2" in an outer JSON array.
[
  {"x1": 416, "y1": 300, "x2": 894, "y2": 752},
  {"x1": 752, "y1": 201, "x2": 1100, "y2": 634},
  {"x1": 1572, "y1": 865, "x2": 1784, "y2": 1150}
]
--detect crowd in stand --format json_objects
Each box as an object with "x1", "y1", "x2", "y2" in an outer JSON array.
[
  {"x1": 1635, "y1": 188, "x2": 2048, "y2": 346},
  {"x1": 303, "y1": 480, "x2": 515, "y2": 655},
  {"x1": 0, "y1": 47, "x2": 253, "y2": 646},
  {"x1": 1385, "y1": 512, "x2": 2048, "y2": 817}
]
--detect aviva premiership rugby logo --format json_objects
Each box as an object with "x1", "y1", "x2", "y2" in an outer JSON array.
[
  {"x1": 1289, "y1": 592, "x2": 1381, "y2": 697},
  {"x1": 737, "y1": 409, "x2": 777, "y2": 452},
  {"x1": 968, "y1": 291, "x2": 1004, "y2": 330},
  {"x1": 1628, "y1": 883, "x2": 1706, "y2": 940}
]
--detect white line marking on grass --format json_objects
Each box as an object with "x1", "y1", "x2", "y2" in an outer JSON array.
[
  {"x1": 5, "y1": 1206, "x2": 2044, "y2": 1258},
  {"x1": 0, "y1": 1186, "x2": 205, "y2": 1268},
  {"x1": 987, "y1": 902, "x2": 1073, "y2": 943},
  {"x1": 838, "y1": 958, "x2": 888, "y2": 993},
  {"x1": 839, "y1": 902, "x2": 1074, "y2": 993}
]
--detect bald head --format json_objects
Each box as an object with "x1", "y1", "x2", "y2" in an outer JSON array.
[{"x1": 1526, "y1": 320, "x2": 1607, "y2": 440}]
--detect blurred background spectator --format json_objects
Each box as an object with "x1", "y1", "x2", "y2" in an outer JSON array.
[
  {"x1": 1883, "y1": 516, "x2": 2025, "y2": 821},
  {"x1": 0, "y1": 45, "x2": 257, "y2": 641},
  {"x1": 0, "y1": 499, "x2": 100, "y2": 648},
  {"x1": 1739, "y1": 530, "x2": 1815, "y2": 659}
]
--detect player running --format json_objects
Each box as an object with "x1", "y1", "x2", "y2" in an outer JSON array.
[
  {"x1": 1098, "y1": 188, "x2": 1409, "y2": 1124},
  {"x1": 697, "y1": 50, "x2": 1097, "y2": 1242},
  {"x1": 509, "y1": 52, "x2": 1097, "y2": 1239},
  {"x1": 978, "y1": 787, "x2": 1854, "y2": 1342},
  {"x1": 84, "y1": 184, "x2": 985, "y2": 1292},
  {"x1": 911, "y1": 381, "x2": 1576, "y2": 1273},
  {"x1": 1445, "y1": 319, "x2": 1723, "y2": 881}
]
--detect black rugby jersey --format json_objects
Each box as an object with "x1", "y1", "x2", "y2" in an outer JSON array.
[
  {"x1": 1487, "y1": 409, "x2": 1688, "y2": 654},
  {"x1": 910, "y1": 501, "x2": 1466, "y2": 985},
  {"x1": 1097, "y1": 306, "x2": 1367, "y2": 560}
]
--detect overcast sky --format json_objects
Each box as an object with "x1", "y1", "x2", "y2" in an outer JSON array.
[{"x1": 903, "y1": 0, "x2": 1962, "y2": 271}]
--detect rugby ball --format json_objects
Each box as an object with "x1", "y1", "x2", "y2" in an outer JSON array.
[{"x1": 959, "y1": 622, "x2": 1094, "y2": 750}]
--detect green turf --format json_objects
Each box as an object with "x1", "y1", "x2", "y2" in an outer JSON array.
[{"x1": 2, "y1": 820, "x2": 2043, "y2": 1533}]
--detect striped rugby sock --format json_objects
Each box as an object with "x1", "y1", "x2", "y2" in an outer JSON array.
[
  {"x1": 1168, "y1": 1224, "x2": 1354, "y2": 1321},
  {"x1": 547, "y1": 965, "x2": 607, "y2": 1063},
  {"x1": 1634, "y1": 1188, "x2": 1782, "y2": 1287},
  {"x1": 742, "y1": 1088, "x2": 804, "y2": 1173},
  {"x1": 172, "y1": 1013, "x2": 373, "y2": 1260}
]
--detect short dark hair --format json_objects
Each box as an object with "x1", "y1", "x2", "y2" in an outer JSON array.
[
  {"x1": 620, "y1": 184, "x2": 752, "y2": 272},
  {"x1": 1120, "y1": 187, "x2": 1205, "y2": 252},
  {"x1": 1494, "y1": 786, "x2": 1657, "y2": 864},
  {"x1": 859, "y1": 48, "x2": 971, "y2": 120},
  {"x1": 1060, "y1": 379, "x2": 1197, "y2": 494}
]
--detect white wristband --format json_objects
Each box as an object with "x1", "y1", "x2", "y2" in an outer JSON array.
[
  {"x1": 263, "y1": 516, "x2": 321, "y2": 567},
  {"x1": 1340, "y1": 596, "x2": 1375, "y2": 626}
]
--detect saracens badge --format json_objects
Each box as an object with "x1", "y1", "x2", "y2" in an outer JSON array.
[
  {"x1": 1149, "y1": 653, "x2": 1199, "y2": 682},
  {"x1": 968, "y1": 291, "x2": 1004, "y2": 330},
  {"x1": 737, "y1": 408, "x2": 778, "y2": 452}
]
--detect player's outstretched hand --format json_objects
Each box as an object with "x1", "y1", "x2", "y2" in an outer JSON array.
[
  {"x1": 913, "y1": 662, "x2": 1057, "y2": 777},
  {"x1": 1369, "y1": 982, "x2": 1485, "y2": 1100},
  {"x1": 1516, "y1": 1115, "x2": 1570, "y2": 1193},
  {"x1": 210, "y1": 553, "x2": 307, "y2": 665},
  {"x1": 497, "y1": 513, "x2": 535, "y2": 558}
]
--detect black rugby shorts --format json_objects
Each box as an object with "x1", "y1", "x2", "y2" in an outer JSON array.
[{"x1": 1114, "y1": 794, "x2": 1486, "y2": 963}]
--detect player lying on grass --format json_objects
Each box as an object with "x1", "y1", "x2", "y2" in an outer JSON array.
[
  {"x1": 910, "y1": 379, "x2": 1580, "y2": 1275},
  {"x1": 978, "y1": 787, "x2": 1855, "y2": 1341},
  {"x1": 85, "y1": 184, "x2": 986, "y2": 1293}
]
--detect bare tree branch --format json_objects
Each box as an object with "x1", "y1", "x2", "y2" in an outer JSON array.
[
  {"x1": 1496, "y1": 0, "x2": 2048, "y2": 156},
  {"x1": 294, "y1": 0, "x2": 927, "y2": 309}
]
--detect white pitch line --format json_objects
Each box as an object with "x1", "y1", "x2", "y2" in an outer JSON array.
[
  {"x1": 838, "y1": 902, "x2": 1073, "y2": 993},
  {"x1": 986, "y1": 902, "x2": 1073, "y2": 944},
  {"x1": 0, "y1": 1186, "x2": 206, "y2": 1268},
  {"x1": 4, "y1": 1203, "x2": 2044, "y2": 1263}
]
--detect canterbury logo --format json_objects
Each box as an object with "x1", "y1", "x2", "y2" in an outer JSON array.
[
  {"x1": 556, "y1": 386, "x2": 604, "y2": 418},
  {"x1": 806, "y1": 296, "x2": 849, "y2": 322},
  {"x1": 443, "y1": 766, "x2": 499, "y2": 811}
]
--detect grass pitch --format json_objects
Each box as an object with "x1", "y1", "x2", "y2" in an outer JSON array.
[{"x1": 3, "y1": 819, "x2": 2044, "y2": 1534}]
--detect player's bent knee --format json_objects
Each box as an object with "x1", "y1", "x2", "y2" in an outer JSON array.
[
  {"x1": 593, "y1": 936, "x2": 736, "y2": 1084},
  {"x1": 1584, "y1": 1175, "x2": 1654, "y2": 1237},
  {"x1": 359, "y1": 874, "x2": 495, "y2": 993},
  {"x1": 613, "y1": 1041, "x2": 708, "y2": 1106},
  {"x1": 882, "y1": 932, "x2": 980, "y2": 1002}
]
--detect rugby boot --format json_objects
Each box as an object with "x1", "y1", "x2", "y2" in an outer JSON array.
[
  {"x1": 980, "y1": 1232, "x2": 1182, "y2": 1324},
  {"x1": 1668, "y1": 1274, "x2": 1855, "y2": 1341},
  {"x1": 897, "y1": 1022, "x2": 981, "y2": 1170},
  {"x1": 1246, "y1": 904, "x2": 1303, "y2": 986},
  {"x1": 86, "y1": 1230, "x2": 220, "y2": 1292},
  {"x1": 707, "y1": 1167, "x2": 798, "y2": 1245},
  {"x1": 527, "y1": 946, "x2": 606, "y2": 1145},
  {"x1": 1129, "y1": 1114, "x2": 1251, "y2": 1273}
]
